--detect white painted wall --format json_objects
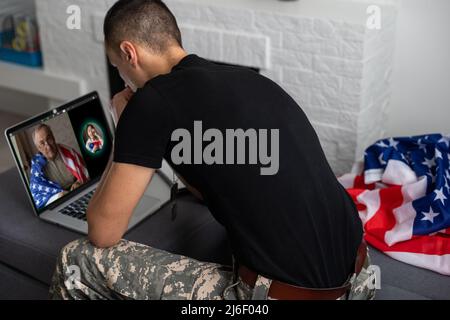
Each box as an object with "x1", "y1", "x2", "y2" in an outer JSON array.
[{"x1": 387, "y1": 0, "x2": 450, "y2": 137}]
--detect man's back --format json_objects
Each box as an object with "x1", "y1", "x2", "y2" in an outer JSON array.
[{"x1": 115, "y1": 54, "x2": 363, "y2": 288}]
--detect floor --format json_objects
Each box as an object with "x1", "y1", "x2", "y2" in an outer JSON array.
[{"x1": 0, "y1": 111, "x2": 27, "y2": 174}]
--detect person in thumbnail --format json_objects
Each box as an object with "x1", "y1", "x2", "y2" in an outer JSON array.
[
  {"x1": 85, "y1": 124, "x2": 104, "y2": 153},
  {"x1": 29, "y1": 124, "x2": 90, "y2": 209}
]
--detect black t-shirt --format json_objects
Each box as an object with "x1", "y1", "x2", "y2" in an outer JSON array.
[{"x1": 114, "y1": 54, "x2": 363, "y2": 288}]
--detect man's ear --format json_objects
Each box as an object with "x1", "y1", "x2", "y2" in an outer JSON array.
[{"x1": 119, "y1": 41, "x2": 137, "y2": 67}]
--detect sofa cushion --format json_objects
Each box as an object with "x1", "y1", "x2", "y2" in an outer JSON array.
[
  {"x1": 0, "y1": 263, "x2": 49, "y2": 300},
  {"x1": 369, "y1": 246, "x2": 450, "y2": 300}
]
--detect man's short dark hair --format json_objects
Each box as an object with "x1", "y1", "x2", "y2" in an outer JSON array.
[{"x1": 104, "y1": 0, "x2": 182, "y2": 54}]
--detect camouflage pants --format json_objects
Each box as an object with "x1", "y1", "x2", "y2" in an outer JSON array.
[{"x1": 50, "y1": 238, "x2": 376, "y2": 300}]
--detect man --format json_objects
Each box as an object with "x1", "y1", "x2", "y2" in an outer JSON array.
[
  {"x1": 30, "y1": 124, "x2": 89, "y2": 209},
  {"x1": 50, "y1": 0, "x2": 375, "y2": 300}
]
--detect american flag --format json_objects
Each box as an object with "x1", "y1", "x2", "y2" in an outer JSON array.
[
  {"x1": 29, "y1": 144, "x2": 89, "y2": 209},
  {"x1": 338, "y1": 134, "x2": 450, "y2": 275}
]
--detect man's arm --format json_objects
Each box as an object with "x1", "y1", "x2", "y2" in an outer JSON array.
[
  {"x1": 86, "y1": 161, "x2": 155, "y2": 248},
  {"x1": 86, "y1": 86, "x2": 143, "y2": 248}
]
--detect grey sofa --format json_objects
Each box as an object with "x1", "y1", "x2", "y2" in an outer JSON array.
[{"x1": 0, "y1": 168, "x2": 449, "y2": 300}]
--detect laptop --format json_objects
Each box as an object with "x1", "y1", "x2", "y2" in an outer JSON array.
[{"x1": 5, "y1": 91, "x2": 172, "y2": 234}]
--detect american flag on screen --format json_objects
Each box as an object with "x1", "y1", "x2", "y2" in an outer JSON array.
[
  {"x1": 30, "y1": 144, "x2": 89, "y2": 209},
  {"x1": 338, "y1": 134, "x2": 450, "y2": 275}
]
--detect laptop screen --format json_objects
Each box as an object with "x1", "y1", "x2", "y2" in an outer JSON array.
[{"x1": 6, "y1": 92, "x2": 113, "y2": 214}]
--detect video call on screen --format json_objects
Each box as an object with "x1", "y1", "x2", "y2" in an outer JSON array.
[{"x1": 11, "y1": 98, "x2": 112, "y2": 213}]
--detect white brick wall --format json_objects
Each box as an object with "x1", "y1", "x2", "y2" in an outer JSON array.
[{"x1": 35, "y1": 0, "x2": 398, "y2": 175}]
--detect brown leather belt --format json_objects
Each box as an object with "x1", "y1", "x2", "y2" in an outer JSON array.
[{"x1": 238, "y1": 240, "x2": 367, "y2": 300}]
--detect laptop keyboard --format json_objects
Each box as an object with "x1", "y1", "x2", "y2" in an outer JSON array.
[{"x1": 58, "y1": 189, "x2": 96, "y2": 221}]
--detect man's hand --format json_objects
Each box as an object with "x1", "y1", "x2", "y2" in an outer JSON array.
[
  {"x1": 110, "y1": 87, "x2": 134, "y2": 125},
  {"x1": 86, "y1": 162, "x2": 155, "y2": 248}
]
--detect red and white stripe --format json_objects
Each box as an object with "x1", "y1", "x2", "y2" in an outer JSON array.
[
  {"x1": 338, "y1": 161, "x2": 450, "y2": 275},
  {"x1": 59, "y1": 144, "x2": 89, "y2": 183}
]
